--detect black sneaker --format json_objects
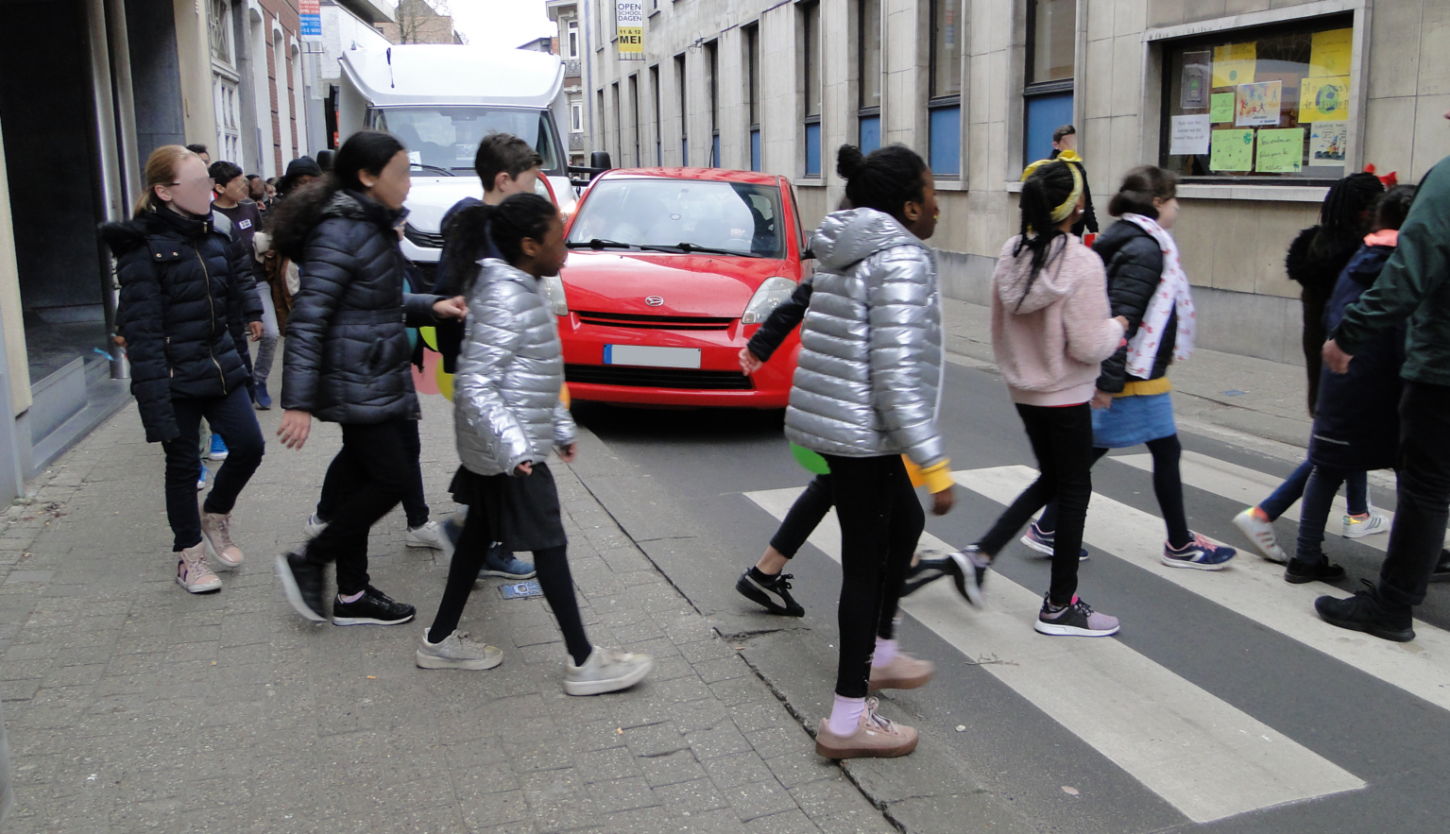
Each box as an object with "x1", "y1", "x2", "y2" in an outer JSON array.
[
  {"x1": 1430, "y1": 550, "x2": 1450, "y2": 584},
  {"x1": 1284, "y1": 557, "x2": 1347, "y2": 585},
  {"x1": 900, "y1": 551, "x2": 960, "y2": 597},
  {"x1": 949, "y1": 545, "x2": 992, "y2": 607},
  {"x1": 333, "y1": 585, "x2": 417, "y2": 626},
  {"x1": 735, "y1": 568, "x2": 804, "y2": 617},
  {"x1": 1314, "y1": 579, "x2": 1414, "y2": 643},
  {"x1": 276, "y1": 551, "x2": 326, "y2": 622}
]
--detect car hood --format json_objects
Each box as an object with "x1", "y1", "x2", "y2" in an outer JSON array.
[
  {"x1": 403, "y1": 177, "x2": 484, "y2": 233},
  {"x1": 561, "y1": 250, "x2": 788, "y2": 318}
]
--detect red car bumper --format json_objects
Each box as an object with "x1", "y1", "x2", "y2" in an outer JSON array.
[{"x1": 559, "y1": 313, "x2": 798, "y2": 409}]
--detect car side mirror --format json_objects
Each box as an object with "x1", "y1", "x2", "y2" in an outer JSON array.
[
  {"x1": 590, "y1": 151, "x2": 613, "y2": 170},
  {"x1": 802, "y1": 247, "x2": 815, "y2": 260}
]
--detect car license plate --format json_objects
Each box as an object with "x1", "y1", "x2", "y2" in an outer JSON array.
[{"x1": 603, "y1": 345, "x2": 702, "y2": 369}]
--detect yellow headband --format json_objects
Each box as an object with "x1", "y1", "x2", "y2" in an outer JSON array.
[{"x1": 1021, "y1": 159, "x2": 1084, "y2": 224}]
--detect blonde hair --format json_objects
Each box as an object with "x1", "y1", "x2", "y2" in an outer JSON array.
[{"x1": 132, "y1": 145, "x2": 201, "y2": 217}]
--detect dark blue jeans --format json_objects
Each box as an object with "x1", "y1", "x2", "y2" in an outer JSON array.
[
  {"x1": 1379, "y1": 382, "x2": 1450, "y2": 607},
  {"x1": 161, "y1": 387, "x2": 265, "y2": 551},
  {"x1": 1294, "y1": 465, "x2": 1354, "y2": 565},
  {"x1": 1261, "y1": 459, "x2": 1368, "y2": 520}
]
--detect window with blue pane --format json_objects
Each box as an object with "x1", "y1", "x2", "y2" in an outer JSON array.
[
  {"x1": 858, "y1": 0, "x2": 882, "y2": 154},
  {"x1": 746, "y1": 24, "x2": 762, "y2": 172},
  {"x1": 859, "y1": 116, "x2": 880, "y2": 153},
  {"x1": 751, "y1": 130, "x2": 761, "y2": 172},
  {"x1": 928, "y1": 0, "x2": 962, "y2": 177},
  {"x1": 802, "y1": 2, "x2": 822, "y2": 178},
  {"x1": 1023, "y1": 0, "x2": 1075, "y2": 167}
]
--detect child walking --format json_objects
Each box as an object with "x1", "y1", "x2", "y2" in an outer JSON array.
[
  {"x1": 102, "y1": 145, "x2": 266, "y2": 593},
  {"x1": 787, "y1": 145, "x2": 955, "y2": 760},
  {"x1": 958, "y1": 160, "x2": 1127, "y2": 636},
  {"x1": 417, "y1": 192, "x2": 653, "y2": 694},
  {"x1": 1026, "y1": 166, "x2": 1236, "y2": 571}
]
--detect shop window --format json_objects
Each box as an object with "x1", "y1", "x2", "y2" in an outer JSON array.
[
  {"x1": 1023, "y1": 0, "x2": 1074, "y2": 166},
  {"x1": 928, "y1": 0, "x2": 961, "y2": 177},
  {"x1": 1159, "y1": 14, "x2": 1354, "y2": 183},
  {"x1": 858, "y1": 0, "x2": 881, "y2": 153}
]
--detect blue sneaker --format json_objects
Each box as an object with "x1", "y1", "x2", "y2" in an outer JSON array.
[
  {"x1": 253, "y1": 380, "x2": 272, "y2": 410},
  {"x1": 479, "y1": 543, "x2": 536, "y2": 580},
  {"x1": 197, "y1": 463, "x2": 208, "y2": 491},
  {"x1": 207, "y1": 434, "x2": 229, "y2": 461},
  {"x1": 1161, "y1": 534, "x2": 1236, "y2": 571},
  {"x1": 1019, "y1": 522, "x2": 1090, "y2": 561}
]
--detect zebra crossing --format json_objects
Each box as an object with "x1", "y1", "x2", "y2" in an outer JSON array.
[{"x1": 739, "y1": 449, "x2": 1448, "y2": 825}]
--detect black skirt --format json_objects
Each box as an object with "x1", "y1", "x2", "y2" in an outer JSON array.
[{"x1": 449, "y1": 463, "x2": 568, "y2": 553}]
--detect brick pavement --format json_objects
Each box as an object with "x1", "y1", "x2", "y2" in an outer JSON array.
[{"x1": 0, "y1": 393, "x2": 898, "y2": 834}]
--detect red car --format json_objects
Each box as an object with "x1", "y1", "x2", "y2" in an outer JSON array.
[{"x1": 552, "y1": 168, "x2": 809, "y2": 408}]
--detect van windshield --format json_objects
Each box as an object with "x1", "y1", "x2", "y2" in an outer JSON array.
[{"x1": 366, "y1": 106, "x2": 562, "y2": 175}]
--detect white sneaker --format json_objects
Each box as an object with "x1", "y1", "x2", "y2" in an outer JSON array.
[
  {"x1": 200, "y1": 511, "x2": 243, "y2": 569},
  {"x1": 176, "y1": 542, "x2": 221, "y2": 594},
  {"x1": 303, "y1": 512, "x2": 328, "y2": 540},
  {"x1": 1232, "y1": 508, "x2": 1287, "y2": 564},
  {"x1": 415, "y1": 628, "x2": 503, "y2": 670},
  {"x1": 1343, "y1": 509, "x2": 1391, "y2": 539},
  {"x1": 405, "y1": 520, "x2": 447, "y2": 550},
  {"x1": 563, "y1": 646, "x2": 653, "y2": 696}
]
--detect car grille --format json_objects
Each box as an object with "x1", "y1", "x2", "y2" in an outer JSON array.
[
  {"x1": 565, "y1": 365, "x2": 754, "y2": 391},
  {"x1": 404, "y1": 224, "x2": 445, "y2": 249},
  {"x1": 575, "y1": 311, "x2": 735, "y2": 330}
]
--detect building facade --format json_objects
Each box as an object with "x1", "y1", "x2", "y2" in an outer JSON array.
[
  {"x1": 587, "y1": 0, "x2": 1450, "y2": 365},
  {"x1": 547, "y1": 0, "x2": 589, "y2": 167}
]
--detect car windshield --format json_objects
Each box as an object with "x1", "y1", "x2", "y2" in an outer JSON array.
[
  {"x1": 568, "y1": 179, "x2": 787, "y2": 259},
  {"x1": 365, "y1": 106, "x2": 562, "y2": 174}
]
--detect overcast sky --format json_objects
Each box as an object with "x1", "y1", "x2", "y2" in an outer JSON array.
[{"x1": 445, "y1": 0, "x2": 555, "y2": 49}]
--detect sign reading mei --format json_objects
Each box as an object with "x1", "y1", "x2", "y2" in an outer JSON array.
[
  {"x1": 299, "y1": 0, "x2": 321, "y2": 40},
  {"x1": 616, "y1": 1, "x2": 644, "y2": 59}
]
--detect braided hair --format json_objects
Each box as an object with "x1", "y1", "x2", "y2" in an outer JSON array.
[
  {"x1": 441, "y1": 192, "x2": 560, "y2": 293},
  {"x1": 1011, "y1": 161, "x2": 1078, "y2": 308},
  {"x1": 836, "y1": 144, "x2": 928, "y2": 225},
  {"x1": 1319, "y1": 172, "x2": 1384, "y2": 241}
]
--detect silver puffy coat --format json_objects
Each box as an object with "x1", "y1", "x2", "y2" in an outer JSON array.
[
  {"x1": 454, "y1": 259, "x2": 576, "y2": 476},
  {"x1": 784, "y1": 208, "x2": 946, "y2": 468}
]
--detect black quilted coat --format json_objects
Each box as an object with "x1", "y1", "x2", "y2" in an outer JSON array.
[
  {"x1": 1286, "y1": 225, "x2": 1361, "y2": 416},
  {"x1": 102, "y1": 207, "x2": 263, "y2": 443},
  {"x1": 1093, "y1": 220, "x2": 1177, "y2": 394},
  {"x1": 280, "y1": 190, "x2": 442, "y2": 424}
]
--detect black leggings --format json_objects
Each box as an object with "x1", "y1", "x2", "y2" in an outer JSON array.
[
  {"x1": 978, "y1": 403, "x2": 1095, "y2": 605},
  {"x1": 770, "y1": 474, "x2": 833, "y2": 557},
  {"x1": 823, "y1": 454, "x2": 925, "y2": 700},
  {"x1": 428, "y1": 509, "x2": 592, "y2": 666},
  {"x1": 1038, "y1": 434, "x2": 1191, "y2": 549}
]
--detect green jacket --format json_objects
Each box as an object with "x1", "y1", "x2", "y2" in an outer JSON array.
[{"x1": 1333, "y1": 156, "x2": 1450, "y2": 386}]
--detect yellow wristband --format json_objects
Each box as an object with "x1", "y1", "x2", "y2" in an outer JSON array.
[{"x1": 920, "y1": 461, "x2": 954, "y2": 494}]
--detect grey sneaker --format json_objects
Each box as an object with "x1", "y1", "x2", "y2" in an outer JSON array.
[
  {"x1": 415, "y1": 628, "x2": 503, "y2": 670},
  {"x1": 200, "y1": 511, "x2": 243, "y2": 568},
  {"x1": 1034, "y1": 594, "x2": 1120, "y2": 637},
  {"x1": 563, "y1": 646, "x2": 653, "y2": 696}
]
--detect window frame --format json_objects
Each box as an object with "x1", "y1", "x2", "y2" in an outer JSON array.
[
  {"x1": 857, "y1": 0, "x2": 882, "y2": 153},
  {"x1": 566, "y1": 20, "x2": 579, "y2": 59},
  {"x1": 705, "y1": 40, "x2": 720, "y2": 167},
  {"x1": 1022, "y1": 0, "x2": 1076, "y2": 168},
  {"x1": 926, "y1": 0, "x2": 962, "y2": 179},
  {"x1": 675, "y1": 53, "x2": 688, "y2": 165},
  {"x1": 650, "y1": 64, "x2": 663, "y2": 165},
  {"x1": 745, "y1": 23, "x2": 762, "y2": 172},
  {"x1": 801, "y1": 0, "x2": 823, "y2": 179},
  {"x1": 570, "y1": 100, "x2": 584, "y2": 133}
]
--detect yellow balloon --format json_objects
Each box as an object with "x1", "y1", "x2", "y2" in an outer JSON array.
[
  {"x1": 419, "y1": 326, "x2": 439, "y2": 352},
  {"x1": 435, "y1": 361, "x2": 454, "y2": 401}
]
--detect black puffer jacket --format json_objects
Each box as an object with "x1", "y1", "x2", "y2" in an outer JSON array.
[
  {"x1": 280, "y1": 190, "x2": 443, "y2": 424},
  {"x1": 102, "y1": 208, "x2": 262, "y2": 443},
  {"x1": 1093, "y1": 220, "x2": 1176, "y2": 393},
  {"x1": 1286, "y1": 225, "x2": 1362, "y2": 415}
]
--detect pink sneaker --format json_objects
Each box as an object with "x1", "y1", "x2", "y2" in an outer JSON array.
[
  {"x1": 815, "y1": 698, "x2": 918, "y2": 759},
  {"x1": 869, "y1": 652, "x2": 934, "y2": 692},
  {"x1": 200, "y1": 511, "x2": 243, "y2": 568},
  {"x1": 176, "y1": 543, "x2": 221, "y2": 594}
]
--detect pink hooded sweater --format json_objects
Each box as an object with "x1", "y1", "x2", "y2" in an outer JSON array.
[{"x1": 990, "y1": 233, "x2": 1126, "y2": 406}]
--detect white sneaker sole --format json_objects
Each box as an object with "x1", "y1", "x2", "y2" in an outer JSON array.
[
  {"x1": 948, "y1": 551, "x2": 984, "y2": 607},
  {"x1": 1159, "y1": 553, "x2": 1232, "y2": 571},
  {"x1": 564, "y1": 657, "x2": 654, "y2": 696},
  {"x1": 404, "y1": 538, "x2": 443, "y2": 550},
  {"x1": 275, "y1": 555, "x2": 325, "y2": 622},
  {"x1": 332, "y1": 613, "x2": 415, "y2": 626},
  {"x1": 1034, "y1": 620, "x2": 1120, "y2": 637},
  {"x1": 1233, "y1": 511, "x2": 1287, "y2": 563},
  {"x1": 176, "y1": 575, "x2": 221, "y2": 594},
  {"x1": 1019, "y1": 532, "x2": 1054, "y2": 557},
  {"x1": 479, "y1": 568, "x2": 537, "y2": 580},
  {"x1": 415, "y1": 649, "x2": 503, "y2": 670}
]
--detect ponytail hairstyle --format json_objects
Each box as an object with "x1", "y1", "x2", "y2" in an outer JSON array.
[
  {"x1": 132, "y1": 145, "x2": 201, "y2": 217},
  {"x1": 266, "y1": 130, "x2": 406, "y2": 260},
  {"x1": 1372, "y1": 184, "x2": 1418, "y2": 233},
  {"x1": 441, "y1": 192, "x2": 559, "y2": 294},
  {"x1": 836, "y1": 144, "x2": 928, "y2": 225},
  {"x1": 1011, "y1": 160, "x2": 1080, "y2": 306},
  {"x1": 1107, "y1": 165, "x2": 1179, "y2": 219}
]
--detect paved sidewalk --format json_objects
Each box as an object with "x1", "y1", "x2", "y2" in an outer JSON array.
[{"x1": 0, "y1": 393, "x2": 897, "y2": 834}]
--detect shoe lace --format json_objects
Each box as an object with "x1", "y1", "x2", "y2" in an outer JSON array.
[
  {"x1": 772, "y1": 573, "x2": 794, "y2": 591},
  {"x1": 862, "y1": 698, "x2": 898, "y2": 734},
  {"x1": 213, "y1": 514, "x2": 235, "y2": 548}
]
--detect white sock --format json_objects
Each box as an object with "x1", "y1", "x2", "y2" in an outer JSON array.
[
  {"x1": 828, "y1": 695, "x2": 866, "y2": 736},
  {"x1": 338, "y1": 590, "x2": 365, "y2": 604},
  {"x1": 871, "y1": 637, "x2": 898, "y2": 668}
]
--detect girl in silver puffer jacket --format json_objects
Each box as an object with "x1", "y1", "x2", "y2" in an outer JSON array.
[{"x1": 416, "y1": 193, "x2": 653, "y2": 696}]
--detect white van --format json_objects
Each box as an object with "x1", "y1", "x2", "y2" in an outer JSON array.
[{"x1": 337, "y1": 44, "x2": 575, "y2": 284}]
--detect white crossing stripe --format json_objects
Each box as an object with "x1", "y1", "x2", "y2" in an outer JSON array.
[
  {"x1": 745, "y1": 485, "x2": 1364, "y2": 824},
  {"x1": 954, "y1": 465, "x2": 1450, "y2": 714},
  {"x1": 1115, "y1": 450, "x2": 1391, "y2": 553}
]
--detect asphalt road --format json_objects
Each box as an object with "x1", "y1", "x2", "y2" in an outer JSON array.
[{"x1": 568, "y1": 359, "x2": 1450, "y2": 834}]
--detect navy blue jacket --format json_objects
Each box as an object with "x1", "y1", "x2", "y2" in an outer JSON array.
[
  {"x1": 1309, "y1": 243, "x2": 1405, "y2": 472},
  {"x1": 103, "y1": 208, "x2": 262, "y2": 443}
]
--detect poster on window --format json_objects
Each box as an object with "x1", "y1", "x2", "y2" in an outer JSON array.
[
  {"x1": 1209, "y1": 128, "x2": 1254, "y2": 172},
  {"x1": 1300, "y1": 76, "x2": 1350, "y2": 122},
  {"x1": 1309, "y1": 28, "x2": 1353, "y2": 77},
  {"x1": 616, "y1": 1, "x2": 644, "y2": 59},
  {"x1": 1236, "y1": 81, "x2": 1282, "y2": 127},
  {"x1": 1180, "y1": 51, "x2": 1212, "y2": 109},
  {"x1": 1310, "y1": 123, "x2": 1348, "y2": 164},
  {"x1": 1256, "y1": 128, "x2": 1304, "y2": 174},
  {"x1": 1170, "y1": 115, "x2": 1211, "y2": 157},
  {"x1": 1212, "y1": 43, "x2": 1256, "y2": 88}
]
